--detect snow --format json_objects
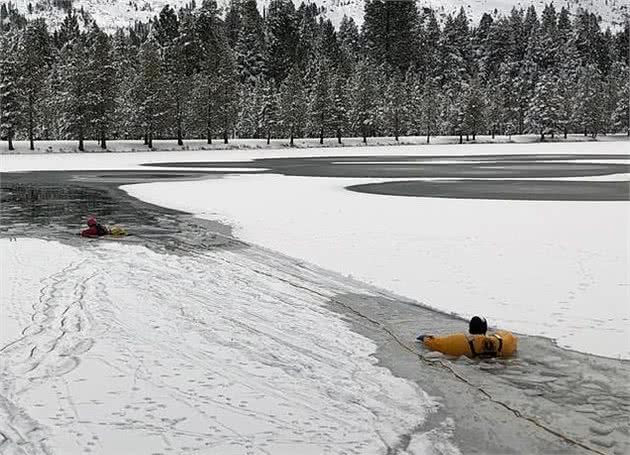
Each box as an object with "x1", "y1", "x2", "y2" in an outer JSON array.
[
  {"x1": 418, "y1": 0, "x2": 626, "y2": 27},
  {"x1": 0, "y1": 238, "x2": 459, "y2": 454},
  {"x1": 10, "y1": 0, "x2": 625, "y2": 30},
  {"x1": 2, "y1": 135, "x2": 629, "y2": 156}
]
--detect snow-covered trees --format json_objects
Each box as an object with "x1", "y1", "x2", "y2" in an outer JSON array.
[
  {"x1": 193, "y1": 0, "x2": 238, "y2": 144},
  {"x1": 58, "y1": 36, "x2": 91, "y2": 150},
  {"x1": 17, "y1": 19, "x2": 51, "y2": 150},
  {"x1": 0, "y1": 32, "x2": 20, "y2": 150},
  {"x1": 235, "y1": 0, "x2": 264, "y2": 84},
  {"x1": 2, "y1": 2, "x2": 629, "y2": 147},
  {"x1": 527, "y1": 72, "x2": 561, "y2": 140},
  {"x1": 349, "y1": 60, "x2": 378, "y2": 143},
  {"x1": 278, "y1": 66, "x2": 306, "y2": 145},
  {"x1": 573, "y1": 65, "x2": 605, "y2": 138},
  {"x1": 86, "y1": 24, "x2": 116, "y2": 148},
  {"x1": 264, "y1": 0, "x2": 298, "y2": 84},
  {"x1": 363, "y1": 0, "x2": 419, "y2": 72}
]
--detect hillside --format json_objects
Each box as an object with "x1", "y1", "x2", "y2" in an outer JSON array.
[{"x1": 4, "y1": 0, "x2": 628, "y2": 33}]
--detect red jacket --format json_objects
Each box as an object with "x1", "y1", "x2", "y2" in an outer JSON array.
[
  {"x1": 81, "y1": 226, "x2": 100, "y2": 237},
  {"x1": 81, "y1": 224, "x2": 108, "y2": 237}
]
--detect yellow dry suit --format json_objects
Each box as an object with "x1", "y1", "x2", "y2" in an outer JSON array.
[{"x1": 422, "y1": 330, "x2": 517, "y2": 358}]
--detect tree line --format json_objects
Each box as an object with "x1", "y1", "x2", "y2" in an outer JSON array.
[{"x1": 1, "y1": 0, "x2": 629, "y2": 151}]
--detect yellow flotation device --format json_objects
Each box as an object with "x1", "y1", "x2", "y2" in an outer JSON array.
[
  {"x1": 422, "y1": 330, "x2": 517, "y2": 358},
  {"x1": 108, "y1": 226, "x2": 128, "y2": 237}
]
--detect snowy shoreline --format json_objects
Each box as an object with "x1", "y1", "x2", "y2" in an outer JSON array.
[{"x1": 1, "y1": 134, "x2": 629, "y2": 156}]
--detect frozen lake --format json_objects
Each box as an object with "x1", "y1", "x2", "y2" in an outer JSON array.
[{"x1": 1, "y1": 141, "x2": 629, "y2": 454}]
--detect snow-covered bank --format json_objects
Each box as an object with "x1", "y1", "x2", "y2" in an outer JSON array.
[
  {"x1": 0, "y1": 238, "x2": 456, "y2": 454},
  {"x1": 124, "y1": 172, "x2": 630, "y2": 360},
  {"x1": 2, "y1": 134, "x2": 628, "y2": 156}
]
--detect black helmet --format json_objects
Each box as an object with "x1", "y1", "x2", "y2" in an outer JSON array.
[{"x1": 469, "y1": 316, "x2": 487, "y2": 335}]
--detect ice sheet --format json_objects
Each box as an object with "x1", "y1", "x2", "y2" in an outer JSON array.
[{"x1": 0, "y1": 238, "x2": 449, "y2": 454}]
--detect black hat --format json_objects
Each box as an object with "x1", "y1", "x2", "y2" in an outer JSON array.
[{"x1": 469, "y1": 316, "x2": 488, "y2": 335}]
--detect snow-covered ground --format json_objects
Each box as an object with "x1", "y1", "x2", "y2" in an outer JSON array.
[
  {"x1": 1, "y1": 238, "x2": 458, "y2": 454},
  {"x1": 2, "y1": 134, "x2": 628, "y2": 156}
]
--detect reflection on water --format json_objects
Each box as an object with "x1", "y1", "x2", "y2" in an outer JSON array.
[
  {"x1": 2, "y1": 184, "x2": 120, "y2": 228},
  {"x1": 0, "y1": 174, "x2": 239, "y2": 254},
  {"x1": 0, "y1": 182, "x2": 157, "y2": 239}
]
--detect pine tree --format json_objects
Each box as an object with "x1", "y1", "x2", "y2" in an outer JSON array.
[
  {"x1": 507, "y1": 7, "x2": 526, "y2": 61},
  {"x1": 278, "y1": 66, "x2": 306, "y2": 145},
  {"x1": 236, "y1": 84, "x2": 257, "y2": 138},
  {"x1": 463, "y1": 78, "x2": 484, "y2": 140},
  {"x1": 59, "y1": 36, "x2": 91, "y2": 151},
  {"x1": 224, "y1": 0, "x2": 242, "y2": 48},
  {"x1": 526, "y1": 71, "x2": 561, "y2": 140},
  {"x1": 154, "y1": 4, "x2": 179, "y2": 47},
  {"x1": 40, "y1": 62, "x2": 63, "y2": 140},
  {"x1": 317, "y1": 19, "x2": 341, "y2": 68},
  {"x1": 195, "y1": 0, "x2": 236, "y2": 144},
  {"x1": 155, "y1": 6, "x2": 191, "y2": 145},
  {"x1": 294, "y1": 3, "x2": 318, "y2": 72},
  {"x1": 56, "y1": 10, "x2": 79, "y2": 48},
  {"x1": 338, "y1": 15, "x2": 360, "y2": 73},
  {"x1": 481, "y1": 16, "x2": 511, "y2": 78},
  {"x1": 135, "y1": 36, "x2": 166, "y2": 148},
  {"x1": 215, "y1": 57, "x2": 239, "y2": 143},
  {"x1": 265, "y1": 0, "x2": 298, "y2": 84},
  {"x1": 537, "y1": 3, "x2": 559, "y2": 71},
  {"x1": 307, "y1": 62, "x2": 331, "y2": 144},
  {"x1": 439, "y1": 9, "x2": 471, "y2": 86},
  {"x1": 329, "y1": 71, "x2": 348, "y2": 144},
  {"x1": 573, "y1": 10, "x2": 602, "y2": 68},
  {"x1": 420, "y1": 8, "x2": 441, "y2": 80},
  {"x1": 381, "y1": 71, "x2": 407, "y2": 141},
  {"x1": 349, "y1": 59, "x2": 378, "y2": 143},
  {"x1": 0, "y1": 32, "x2": 20, "y2": 151},
  {"x1": 363, "y1": 0, "x2": 419, "y2": 72},
  {"x1": 111, "y1": 31, "x2": 139, "y2": 139},
  {"x1": 18, "y1": 18, "x2": 51, "y2": 150},
  {"x1": 85, "y1": 25, "x2": 116, "y2": 148},
  {"x1": 421, "y1": 77, "x2": 441, "y2": 143},
  {"x1": 259, "y1": 81, "x2": 278, "y2": 144},
  {"x1": 235, "y1": 0, "x2": 265, "y2": 84},
  {"x1": 485, "y1": 77, "x2": 503, "y2": 138},
  {"x1": 573, "y1": 64, "x2": 604, "y2": 138},
  {"x1": 556, "y1": 36, "x2": 579, "y2": 138},
  {"x1": 405, "y1": 71, "x2": 422, "y2": 136},
  {"x1": 612, "y1": 64, "x2": 630, "y2": 135}
]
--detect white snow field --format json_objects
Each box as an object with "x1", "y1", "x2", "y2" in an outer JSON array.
[{"x1": 0, "y1": 238, "x2": 458, "y2": 455}]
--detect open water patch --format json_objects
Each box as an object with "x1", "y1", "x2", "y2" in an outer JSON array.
[{"x1": 347, "y1": 179, "x2": 630, "y2": 201}]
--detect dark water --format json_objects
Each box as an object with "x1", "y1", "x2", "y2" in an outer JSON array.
[
  {"x1": 348, "y1": 179, "x2": 630, "y2": 200},
  {"x1": 142, "y1": 154, "x2": 630, "y2": 201},
  {"x1": 0, "y1": 171, "x2": 239, "y2": 253}
]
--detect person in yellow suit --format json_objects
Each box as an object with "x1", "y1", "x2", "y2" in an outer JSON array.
[{"x1": 417, "y1": 316, "x2": 517, "y2": 358}]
